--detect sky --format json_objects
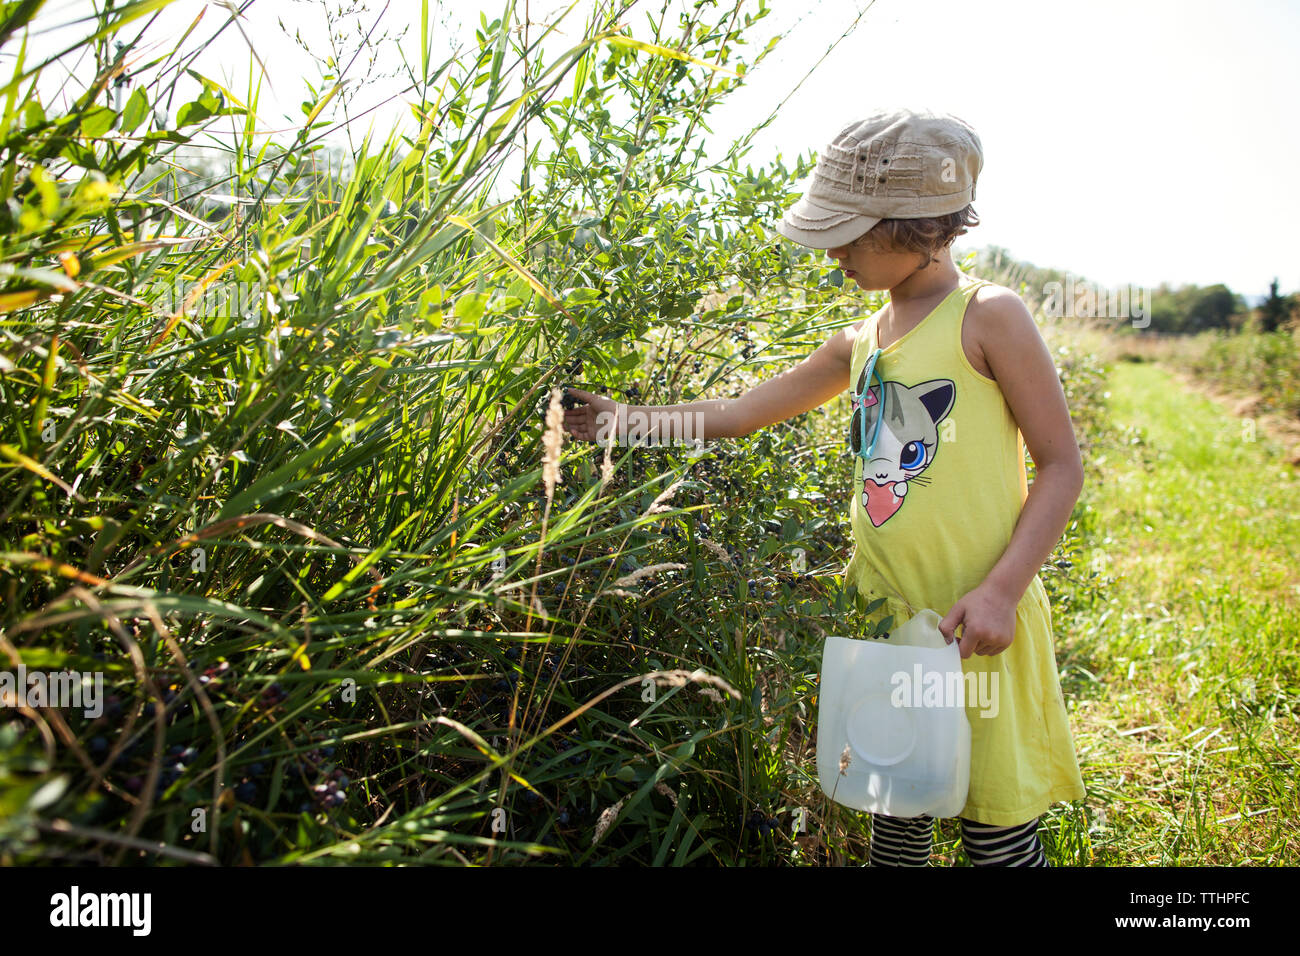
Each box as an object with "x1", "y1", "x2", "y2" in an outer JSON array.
[{"x1": 15, "y1": 0, "x2": 1300, "y2": 299}]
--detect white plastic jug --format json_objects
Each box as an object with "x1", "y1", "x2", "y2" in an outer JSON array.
[{"x1": 816, "y1": 608, "x2": 971, "y2": 818}]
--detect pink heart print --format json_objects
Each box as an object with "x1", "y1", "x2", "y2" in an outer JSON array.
[{"x1": 861, "y1": 477, "x2": 903, "y2": 527}]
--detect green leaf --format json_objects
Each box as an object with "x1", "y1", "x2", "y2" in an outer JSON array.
[
  {"x1": 0, "y1": 0, "x2": 44, "y2": 51},
  {"x1": 176, "y1": 99, "x2": 213, "y2": 127},
  {"x1": 79, "y1": 105, "x2": 116, "y2": 138},
  {"x1": 28, "y1": 165, "x2": 59, "y2": 217},
  {"x1": 564, "y1": 287, "x2": 601, "y2": 305},
  {"x1": 454, "y1": 291, "x2": 489, "y2": 323},
  {"x1": 121, "y1": 87, "x2": 149, "y2": 133}
]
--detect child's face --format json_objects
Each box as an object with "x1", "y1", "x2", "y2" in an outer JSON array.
[{"x1": 825, "y1": 230, "x2": 929, "y2": 292}]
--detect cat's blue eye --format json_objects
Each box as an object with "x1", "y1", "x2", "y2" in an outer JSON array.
[{"x1": 900, "y1": 441, "x2": 926, "y2": 471}]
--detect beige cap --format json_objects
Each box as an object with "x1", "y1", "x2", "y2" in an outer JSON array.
[{"x1": 776, "y1": 109, "x2": 983, "y2": 250}]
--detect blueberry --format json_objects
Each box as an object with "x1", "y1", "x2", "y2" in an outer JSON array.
[
  {"x1": 89, "y1": 736, "x2": 108, "y2": 754},
  {"x1": 235, "y1": 781, "x2": 257, "y2": 802},
  {"x1": 557, "y1": 810, "x2": 570, "y2": 824},
  {"x1": 248, "y1": 762, "x2": 266, "y2": 776},
  {"x1": 505, "y1": 646, "x2": 521, "y2": 661}
]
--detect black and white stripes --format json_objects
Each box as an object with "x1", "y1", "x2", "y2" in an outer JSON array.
[
  {"x1": 959, "y1": 817, "x2": 1050, "y2": 866},
  {"x1": 867, "y1": 812, "x2": 936, "y2": 867},
  {"x1": 868, "y1": 813, "x2": 1051, "y2": 867}
]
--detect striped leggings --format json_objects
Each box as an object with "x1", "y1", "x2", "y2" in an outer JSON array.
[{"x1": 868, "y1": 813, "x2": 1049, "y2": 866}]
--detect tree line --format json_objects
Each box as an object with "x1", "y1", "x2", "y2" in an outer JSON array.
[{"x1": 969, "y1": 245, "x2": 1297, "y2": 335}]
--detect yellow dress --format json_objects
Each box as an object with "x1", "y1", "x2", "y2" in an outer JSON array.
[{"x1": 842, "y1": 270, "x2": 1086, "y2": 826}]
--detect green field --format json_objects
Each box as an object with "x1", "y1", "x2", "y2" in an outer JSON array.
[{"x1": 1047, "y1": 356, "x2": 1300, "y2": 864}]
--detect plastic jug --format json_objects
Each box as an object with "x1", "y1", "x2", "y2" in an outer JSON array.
[{"x1": 816, "y1": 608, "x2": 971, "y2": 818}]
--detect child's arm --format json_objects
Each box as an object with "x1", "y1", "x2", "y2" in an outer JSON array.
[
  {"x1": 938, "y1": 287, "x2": 1086, "y2": 659},
  {"x1": 561, "y1": 326, "x2": 858, "y2": 444}
]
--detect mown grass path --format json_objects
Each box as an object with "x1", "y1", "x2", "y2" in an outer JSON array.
[{"x1": 1051, "y1": 359, "x2": 1299, "y2": 864}]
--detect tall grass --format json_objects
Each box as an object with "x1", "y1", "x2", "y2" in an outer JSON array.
[{"x1": 1186, "y1": 328, "x2": 1300, "y2": 421}]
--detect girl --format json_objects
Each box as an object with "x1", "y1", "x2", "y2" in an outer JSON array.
[{"x1": 561, "y1": 109, "x2": 1087, "y2": 866}]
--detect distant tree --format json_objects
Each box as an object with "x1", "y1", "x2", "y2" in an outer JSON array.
[
  {"x1": 1148, "y1": 283, "x2": 1183, "y2": 333},
  {"x1": 966, "y1": 247, "x2": 1252, "y2": 335},
  {"x1": 1146, "y1": 283, "x2": 1244, "y2": 334},
  {"x1": 1259, "y1": 278, "x2": 1289, "y2": 333},
  {"x1": 1182, "y1": 284, "x2": 1241, "y2": 332}
]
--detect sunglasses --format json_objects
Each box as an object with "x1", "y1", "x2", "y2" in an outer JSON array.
[{"x1": 849, "y1": 347, "x2": 886, "y2": 461}]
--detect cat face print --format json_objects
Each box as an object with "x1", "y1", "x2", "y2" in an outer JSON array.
[{"x1": 850, "y1": 363, "x2": 956, "y2": 527}]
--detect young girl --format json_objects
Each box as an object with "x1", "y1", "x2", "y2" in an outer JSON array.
[{"x1": 561, "y1": 109, "x2": 1086, "y2": 866}]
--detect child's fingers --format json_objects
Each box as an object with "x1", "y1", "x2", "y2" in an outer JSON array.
[
  {"x1": 563, "y1": 405, "x2": 596, "y2": 441},
  {"x1": 938, "y1": 604, "x2": 962, "y2": 643},
  {"x1": 941, "y1": 600, "x2": 982, "y2": 659}
]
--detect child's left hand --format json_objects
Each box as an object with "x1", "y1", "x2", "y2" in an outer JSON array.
[{"x1": 938, "y1": 583, "x2": 1017, "y2": 659}]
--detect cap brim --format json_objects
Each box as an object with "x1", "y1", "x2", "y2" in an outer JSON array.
[{"x1": 776, "y1": 195, "x2": 880, "y2": 250}]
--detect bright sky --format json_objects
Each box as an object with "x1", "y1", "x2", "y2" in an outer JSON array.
[{"x1": 18, "y1": 0, "x2": 1300, "y2": 299}]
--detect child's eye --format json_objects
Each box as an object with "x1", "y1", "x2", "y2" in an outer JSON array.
[{"x1": 900, "y1": 441, "x2": 926, "y2": 470}]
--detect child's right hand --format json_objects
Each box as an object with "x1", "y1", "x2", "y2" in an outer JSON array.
[{"x1": 560, "y1": 387, "x2": 619, "y2": 443}]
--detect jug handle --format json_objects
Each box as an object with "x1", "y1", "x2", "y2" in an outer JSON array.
[{"x1": 888, "y1": 608, "x2": 952, "y2": 652}]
